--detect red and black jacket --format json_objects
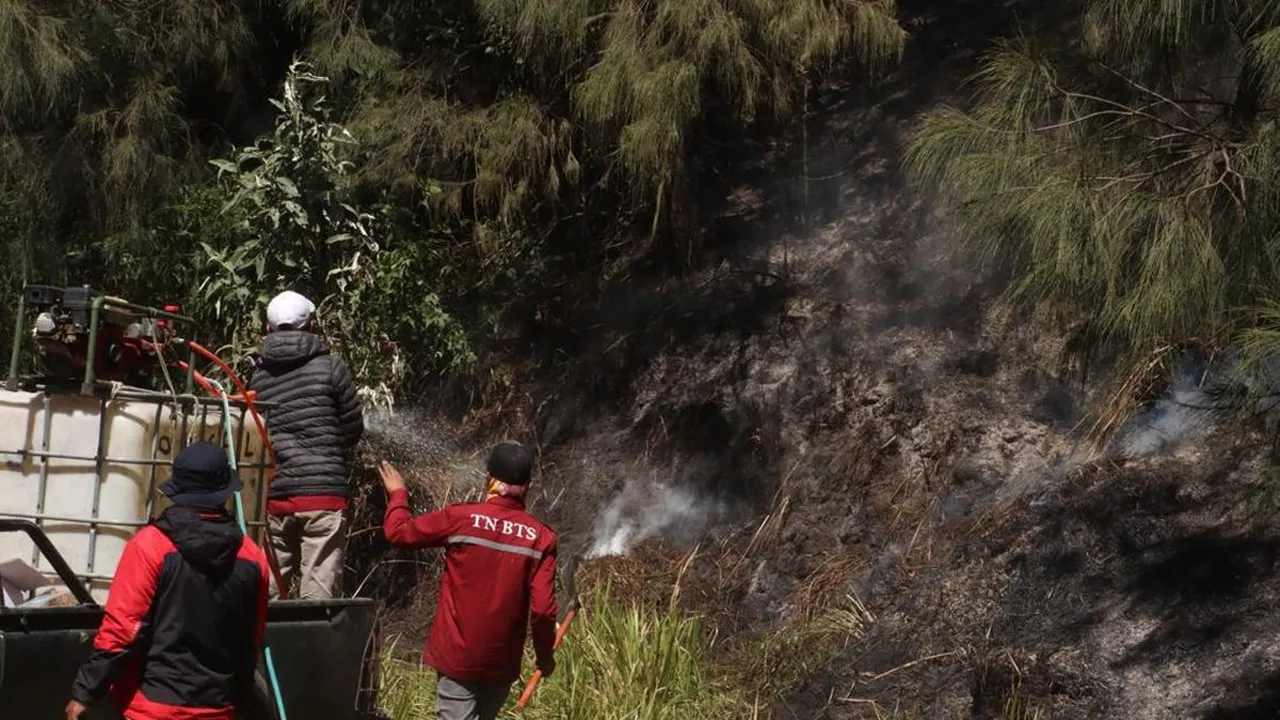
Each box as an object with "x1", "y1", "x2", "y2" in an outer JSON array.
[{"x1": 70, "y1": 505, "x2": 271, "y2": 720}]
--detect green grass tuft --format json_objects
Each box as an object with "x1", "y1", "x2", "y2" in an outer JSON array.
[{"x1": 378, "y1": 584, "x2": 758, "y2": 720}]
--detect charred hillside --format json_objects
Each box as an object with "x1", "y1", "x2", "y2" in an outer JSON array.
[
  {"x1": 351, "y1": 0, "x2": 1280, "y2": 718},
  {"x1": 195, "y1": 0, "x2": 1280, "y2": 717}
]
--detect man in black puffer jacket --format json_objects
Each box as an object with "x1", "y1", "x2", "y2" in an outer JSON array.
[{"x1": 250, "y1": 290, "x2": 364, "y2": 600}]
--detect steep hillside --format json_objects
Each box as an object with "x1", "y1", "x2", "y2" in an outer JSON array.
[{"x1": 354, "y1": 1, "x2": 1280, "y2": 717}]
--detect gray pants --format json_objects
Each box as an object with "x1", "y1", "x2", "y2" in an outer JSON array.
[{"x1": 437, "y1": 674, "x2": 511, "y2": 720}]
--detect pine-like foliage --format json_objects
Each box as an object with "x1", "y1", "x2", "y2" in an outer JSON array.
[
  {"x1": 348, "y1": 0, "x2": 906, "y2": 222},
  {"x1": 0, "y1": 1, "x2": 260, "y2": 244},
  {"x1": 907, "y1": 0, "x2": 1280, "y2": 372}
]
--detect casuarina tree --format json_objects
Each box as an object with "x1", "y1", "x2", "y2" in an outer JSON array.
[{"x1": 906, "y1": 0, "x2": 1280, "y2": 382}]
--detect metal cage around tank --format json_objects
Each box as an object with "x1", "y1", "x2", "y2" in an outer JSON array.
[
  {"x1": 1, "y1": 290, "x2": 276, "y2": 600},
  {"x1": 0, "y1": 387, "x2": 276, "y2": 590}
]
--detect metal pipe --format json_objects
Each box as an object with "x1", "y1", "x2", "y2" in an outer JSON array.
[
  {"x1": 200, "y1": 401, "x2": 212, "y2": 448},
  {"x1": 6, "y1": 293, "x2": 25, "y2": 390},
  {"x1": 0, "y1": 511, "x2": 267, "y2": 532},
  {"x1": 21, "y1": 382, "x2": 278, "y2": 412},
  {"x1": 62, "y1": 571, "x2": 123, "y2": 583},
  {"x1": 178, "y1": 402, "x2": 191, "y2": 454},
  {"x1": 251, "y1": 416, "x2": 269, "y2": 545},
  {"x1": 145, "y1": 401, "x2": 164, "y2": 518},
  {"x1": 99, "y1": 297, "x2": 194, "y2": 325},
  {"x1": 2, "y1": 512, "x2": 148, "y2": 528},
  {"x1": 80, "y1": 295, "x2": 104, "y2": 395},
  {"x1": 85, "y1": 397, "x2": 109, "y2": 575},
  {"x1": 233, "y1": 409, "x2": 264, "y2": 538},
  {"x1": 235, "y1": 408, "x2": 247, "y2": 462},
  {"x1": 30, "y1": 393, "x2": 53, "y2": 569},
  {"x1": 0, "y1": 449, "x2": 269, "y2": 472}
]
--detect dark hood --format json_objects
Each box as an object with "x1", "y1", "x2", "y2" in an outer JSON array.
[
  {"x1": 154, "y1": 505, "x2": 244, "y2": 572},
  {"x1": 259, "y1": 330, "x2": 330, "y2": 368}
]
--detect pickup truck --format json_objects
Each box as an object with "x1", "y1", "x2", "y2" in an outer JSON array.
[
  {"x1": 0, "y1": 288, "x2": 386, "y2": 718},
  {"x1": 0, "y1": 519, "x2": 385, "y2": 719}
]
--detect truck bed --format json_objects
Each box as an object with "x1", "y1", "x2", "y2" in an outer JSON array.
[{"x1": 0, "y1": 597, "x2": 380, "y2": 719}]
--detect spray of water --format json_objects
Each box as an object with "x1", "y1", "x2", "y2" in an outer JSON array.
[
  {"x1": 363, "y1": 406, "x2": 461, "y2": 463},
  {"x1": 585, "y1": 482, "x2": 720, "y2": 559}
]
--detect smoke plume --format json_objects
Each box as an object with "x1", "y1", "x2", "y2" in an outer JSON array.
[
  {"x1": 1117, "y1": 383, "x2": 1216, "y2": 458},
  {"x1": 586, "y1": 482, "x2": 721, "y2": 559}
]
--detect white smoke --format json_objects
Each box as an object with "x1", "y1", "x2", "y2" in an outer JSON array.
[
  {"x1": 586, "y1": 482, "x2": 718, "y2": 559},
  {"x1": 1117, "y1": 377, "x2": 1216, "y2": 458}
]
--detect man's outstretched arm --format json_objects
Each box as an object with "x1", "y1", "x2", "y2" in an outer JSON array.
[{"x1": 380, "y1": 461, "x2": 452, "y2": 548}]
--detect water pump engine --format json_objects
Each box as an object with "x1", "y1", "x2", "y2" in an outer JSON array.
[{"x1": 23, "y1": 284, "x2": 176, "y2": 386}]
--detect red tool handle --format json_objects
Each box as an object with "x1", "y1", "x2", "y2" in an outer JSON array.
[{"x1": 516, "y1": 607, "x2": 578, "y2": 708}]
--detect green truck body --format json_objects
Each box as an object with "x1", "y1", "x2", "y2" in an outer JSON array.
[{"x1": 0, "y1": 519, "x2": 385, "y2": 720}]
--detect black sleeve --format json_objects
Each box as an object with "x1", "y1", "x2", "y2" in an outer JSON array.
[
  {"x1": 233, "y1": 649, "x2": 261, "y2": 708},
  {"x1": 331, "y1": 357, "x2": 364, "y2": 451}
]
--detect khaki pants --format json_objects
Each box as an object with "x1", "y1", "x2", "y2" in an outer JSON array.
[
  {"x1": 436, "y1": 675, "x2": 511, "y2": 720},
  {"x1": 268, "y1": 509, "x2": 347, "y2": 600}
]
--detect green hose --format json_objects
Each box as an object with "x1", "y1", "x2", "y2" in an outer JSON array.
[{"x1": 207, "y1": 378, "x2": 289, "y2": 720}]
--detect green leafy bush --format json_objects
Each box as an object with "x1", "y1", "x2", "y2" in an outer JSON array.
[{"x1": 190, "y1": 62, "x2": 473, "y2": 404}]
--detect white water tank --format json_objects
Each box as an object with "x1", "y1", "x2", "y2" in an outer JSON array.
[{"x1": 0, "y1": 388, "x2": 271, "y2": 603}]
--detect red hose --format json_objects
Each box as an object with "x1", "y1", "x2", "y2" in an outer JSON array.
[
  {"x1": 151, "y1": 340, "x2": 289, "y2": 599},
  {"x1": 187, "y1": 342, "x2": 276, "y2": 470},
  {"x1": 185, "y1": 342, "x2": 288, "y2": 599},
  {"x1": 516, "y1": 608, "x2": 578, "y2": 708},
  {"x1": 170, "y1": 360, "x2": 220, "y2": 397}
]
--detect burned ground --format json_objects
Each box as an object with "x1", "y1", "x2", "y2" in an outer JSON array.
[
  {"x1": 344, "y1": 0, "x2": 1280, "y2": 716},
  {"x1": 794, "y1": 439, "x2": 1280, "y2": 719}
]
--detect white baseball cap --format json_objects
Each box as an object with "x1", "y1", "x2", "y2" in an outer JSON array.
[{"x1": 265, "y1": 291, "x2": 316, "y2": 331}]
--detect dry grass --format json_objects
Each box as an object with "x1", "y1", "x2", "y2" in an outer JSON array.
[
  {"x1": 374, "y1": 510, "x2": 880, "y2": 717},
  {"x1": 730, "y1": 591, "x2": 876, "y2": 703},
  {"x1": 842, "y1": 683, "x2": 1044, "y2": 720},
  {"x1": 1078, "y1": 344, "x2": 1179, "y2": 455}
]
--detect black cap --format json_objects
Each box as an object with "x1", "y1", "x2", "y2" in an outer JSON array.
[
  {"x1": 486, "y1": 441, "x2": 533, "y2": 486},
  {"x1": 158, "y1": 441, "x2": 242, "y2": 508}
]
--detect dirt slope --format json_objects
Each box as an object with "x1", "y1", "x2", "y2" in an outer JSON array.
[{"x1": 355, "y1": 1, "x2": 1280, "y2": 717}]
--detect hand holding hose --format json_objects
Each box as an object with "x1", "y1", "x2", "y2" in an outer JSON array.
[{"x1": 537, "y1": 656, "x2": 556, "y2": 679}]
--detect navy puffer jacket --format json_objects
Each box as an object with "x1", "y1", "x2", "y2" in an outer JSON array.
[{"x1": 249, "y1": 331, "x2": 364, "y2": 499}]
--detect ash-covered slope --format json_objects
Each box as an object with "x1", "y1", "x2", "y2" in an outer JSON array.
[
  {"x1": 509, "y1": 1, "x2": 1280, "y2": 718},
  {"x1": 782, "y1": 437, "x2": 1279, "y2": 720},
  {"x1": 355, "y1": 1, "x2": 1280, "y2": 717}
]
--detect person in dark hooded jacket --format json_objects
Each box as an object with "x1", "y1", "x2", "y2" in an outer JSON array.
[
  {"x1": 65, "y1": 441, "x2": 270, "y2": 720},
  {"x1": 250, "y1": 290, "x2": 364, "y2": 600}
]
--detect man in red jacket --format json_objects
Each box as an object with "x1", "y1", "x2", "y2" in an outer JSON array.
[
  {"x1": 381, "y1": 441, "x2": 558, "y2": 720},
  {"x1": 65, "y1": 441, "x2": 271, "y2": 720}
]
